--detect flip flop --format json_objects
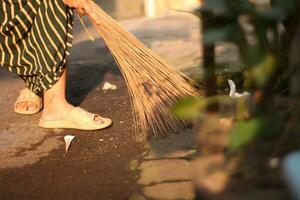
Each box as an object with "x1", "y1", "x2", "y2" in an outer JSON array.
[
  {"x1": 38, "y1": 107, "x2": 113, "y2": 130},
  {"x1": 14, "y1": 88, "x2": 43, "y2": 115}
]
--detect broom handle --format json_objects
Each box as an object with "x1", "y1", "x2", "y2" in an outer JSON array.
[{"x1": 77, "y1": 13, "x2": 95, "y2": 42}]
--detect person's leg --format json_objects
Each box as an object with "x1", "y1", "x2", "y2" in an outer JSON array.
[
  {"x1": 1, "y1": 0, "x2": 40, "y2": 113},
  {"x1": 41, "y1": 68, "x2": 103, "y2": 124},
  {"x1": 41, "y1": 68, "x2": 72, "y2": 120}
]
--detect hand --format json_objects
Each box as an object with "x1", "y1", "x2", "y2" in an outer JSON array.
[{"x1": 64, "y1": 0, "x2": 100, "y2": 24}]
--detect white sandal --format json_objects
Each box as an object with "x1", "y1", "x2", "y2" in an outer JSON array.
[
  {"x1": 14, "y1": 88, "x2": 43, "y2": 115},
  {"x1": 39, "y1": 107, "x2": 112, "y2": 130}
]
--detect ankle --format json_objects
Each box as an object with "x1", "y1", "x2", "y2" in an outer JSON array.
[
  {"x1": 44, "y1": 95, "x2": 65, "y2": 106},
  {"x1": 41, "y1": 98, "x2": 73, "y2": 120}
]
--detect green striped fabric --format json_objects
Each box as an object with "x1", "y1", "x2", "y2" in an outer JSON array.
[{"x1": 0, "y1": 0, "x2": 74, "y2": 94}]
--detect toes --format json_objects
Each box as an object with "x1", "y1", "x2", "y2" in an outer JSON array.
[
  {"x1": 28, "y1": 103, "x2": 33, "y2": 111},
  {"x1": 28, "y1": 102, "x2": 38, "y2": 111},
  {"x1": 23, "y1": 102, "x2": 27, "y2": 111},
  {"x1": 16, "y1": 102, "x2": 38, "y2": 112},
  {"x1": 17, "y1": 102, "x2": 25, "y2": 110},
  {"x1": 23, "y1": 103, "x2": 28, "y2": 111},
  {"x1": 94, "y1": 115, "x2": 104, "y2": 125},
  {"x1": 20, "y1": 102, "x2": 27, "y2": 111}
]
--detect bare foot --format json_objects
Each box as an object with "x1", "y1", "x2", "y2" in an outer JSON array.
[
  {"x1": 40, "y1": 99, "x2": 104, "y2": 125},
  {"x1": 14, "y1": 88, "x2": 42, "y2": 114}
]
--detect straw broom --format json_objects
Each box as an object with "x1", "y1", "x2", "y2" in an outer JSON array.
[{"x1": 85, "y1": 2, "x2": 200, "y2": 140}]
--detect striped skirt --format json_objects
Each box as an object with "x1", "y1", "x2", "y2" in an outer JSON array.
[{"x1": 0, "y1": 0, "x2": 74, "y2": 94}]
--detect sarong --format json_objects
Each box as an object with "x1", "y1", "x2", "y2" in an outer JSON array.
[{"x1": 0, "y1": 0, "x2": 74, "y2": 94}]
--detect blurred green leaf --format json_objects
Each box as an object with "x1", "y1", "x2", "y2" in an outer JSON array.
[
  {"x1": 171, "y1": 96, "x2": 204, "y2": 119},
  {"x1": 229, "y1": 118, "x2": 262, "y2": 150},
  {"x1": 172, "y1": 95, "x2": 235, "y2": 119},
  {"x1": 240, "y1": 45, "x2": 267, "y2": 67},
  {"x1": 252, "y1": 54, "x2": 276, "y2": 88},
  {"x1": 243, "y1": 70, "x2": 254, "y2": 89},
  {"x1": 236, "y1": 97, "x2": 249, "y2": 120},
  {"x1": 229, "y1": 115, "x2": 285, "y2": 150}
]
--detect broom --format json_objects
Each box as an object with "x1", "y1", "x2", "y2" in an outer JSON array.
[{"x1": 83, "y1": 2, "x2": 200, "y2": 140}]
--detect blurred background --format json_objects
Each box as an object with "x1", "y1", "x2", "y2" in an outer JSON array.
[{"x1": 95, "y1": 0, "x2": 200, "y2": 19}]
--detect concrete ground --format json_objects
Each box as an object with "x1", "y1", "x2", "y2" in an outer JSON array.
[{"x1": 0, "y1": 13, "x2": 201, "y2": 200}]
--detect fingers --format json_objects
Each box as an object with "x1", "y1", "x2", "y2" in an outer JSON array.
[
  {"x1": 67, "y1": 0, "x2": 85, "y2": 16},
  {"x1": 69, "y1": 0, "x2": 100, "y2": 25},
  {"x1": 77, "y1": 8, "x2": 86, "y2": 16},
  {"x1": 74, "y1": 0, "x2": 85, "y2": 14}
]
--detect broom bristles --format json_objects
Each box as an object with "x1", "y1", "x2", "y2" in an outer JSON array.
[{"x1": 89, "y1": 2, "x2": 200, "y2": 140}]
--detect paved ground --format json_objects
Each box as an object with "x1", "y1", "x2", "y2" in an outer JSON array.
[{"x1": 0, "y1": 13, "x2": 201, "y2": 200}]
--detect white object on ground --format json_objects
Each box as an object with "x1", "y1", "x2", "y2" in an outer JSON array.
[
  {"x1": 102, "y1": 82, "x2": 117, "y2": 91},
  {"x1": 64, "y1": 135, "x2": 75, "y2": 153},
  {"x1": 228, "y1": 79, "x2": 250, "y2": 98},
  {"x1": 283, "y1": 150, "x2": 300, "y2": 200}
]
